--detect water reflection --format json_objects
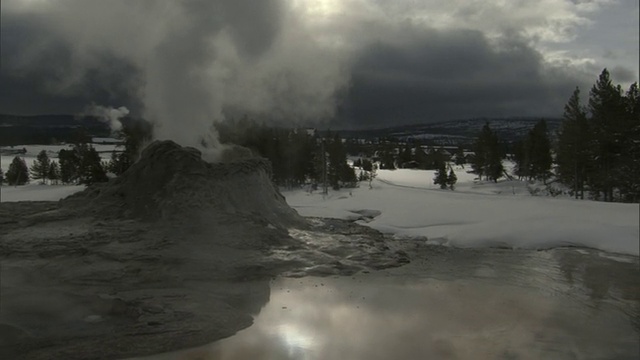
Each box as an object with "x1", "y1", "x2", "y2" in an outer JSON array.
[{"x1": 139, "y1": 248, "x2": 639, "y2": 360}]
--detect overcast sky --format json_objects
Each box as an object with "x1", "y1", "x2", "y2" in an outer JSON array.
[{"x1": 1, "y1": 0, "x2": 638, "y2": 134}]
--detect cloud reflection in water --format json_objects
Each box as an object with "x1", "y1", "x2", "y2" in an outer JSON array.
[{"x1": 156, "y1": 272, "x2": 637, "y2": 360}]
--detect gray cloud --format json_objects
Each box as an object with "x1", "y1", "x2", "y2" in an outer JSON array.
[
  {"x1": 0, "y1": 11, "x2": 142, "y2": 114},
  {"x1": 609, "y1": 66, "x2": 637, "y2": 83},
  {"x1": 0, "y1": 0, "x2": 634, "y2": 139},
  {"x1": 337, "y1": 27, "x2": 593, "y2": 127},
  {"x1": 0, "y1": 0, "x2": 349, "y2": 155}
]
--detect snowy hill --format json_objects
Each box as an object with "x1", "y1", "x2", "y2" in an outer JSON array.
[{"x1": 333, "y1": 117, "x2": 562, "y2": 145}]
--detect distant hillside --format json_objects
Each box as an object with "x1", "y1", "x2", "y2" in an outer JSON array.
[
  {"x1": 331, "y1": 117, "x2": 562, "y2": 145},
  {"x1": 0, "y1": 114, "x2": 111, "y2": 146},
  {"x1": 1, "y1": 113, "x2": 561, "y2": 147}
]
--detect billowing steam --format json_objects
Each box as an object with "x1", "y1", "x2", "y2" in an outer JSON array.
[
  {"x1": 2, "y1": 0, "x2": 353, "y2": 160},
  {"x1": 83, "y1": 104, "x2": 129, "y2": 133},
  {"x1": 2, "y1": 0, "x2": 616, "y2": 154}
]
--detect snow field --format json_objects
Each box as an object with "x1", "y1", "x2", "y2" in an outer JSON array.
[
  {"x1": 1, "y1": 143, "x2": 118, "y2": 202},
  {"x1": 2, "y1": 146, "x2": 638, "y2": 257},
  {"x1": 285, "y1": 166, "x2": 639, "y2": 256}
]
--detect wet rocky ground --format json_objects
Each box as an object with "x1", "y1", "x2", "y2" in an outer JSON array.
[
  {"x1": 0, "y1": 201, "x2": 409, "y2": 360},
  {"x1": 2, "y1": 142, "x2": 638, "y2": 359},
  {"x1": 135, "y1": 245, "x2": 640, "y2": 360}
]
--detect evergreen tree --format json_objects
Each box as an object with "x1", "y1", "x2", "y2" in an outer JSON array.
[
  {"x1": 471, "y1": 123, "x2": 503, "y2": 182},
  {"x1": 413, "y1": 144, "x2": 429, "y2": 169},
  {"x1": 433, "y1": 161, "x2": 448, "y2": 189},
  {"x1": 107, "y1": 151, "x2": 130, "y2": 176},
  {"x1": 379, "y1": 148, "x2": 396, "y2": 170},
  {"x1": 58, "y1": 148, "x2": 80, "y2": 184},
  {"x1": 30, "y1": 150, "x2": 51, "y2": 184},
  {"x1": 526, "y1": 120, "x2": 553, "y2": 183},
  {"x1": 398, "y1": 144, "x2": 413, "y2": 167},
  {"x1": 556, "y1": 87, "x2": 591, "y2": 198},
  {"x1": 6, "y1": 156, "x2": 29, "y2": 185},
  {"x1": 0, "y1": 167, "x2": 4, "y2": 184},
  {"x1": 556, "y1": 70, "x2": 639, "y2": 202},
  {"x1": 77, "y1": 144, "x2": 108, "y2": 185},
  {"x1": 454, "y1": 147, "x2": 466, "y2": 166},
  {"x1": 323, "y1": 133, "x2": 357, "y2": 189},
  {"x1": 512, "y1": 140, "x2": 529, "y2": 180},
  {"x1": 424, "y1": 148, "x2": 446, "y2": 170},
  {"x1": 588, "y1": 69, "x2": 626, "y2": 201},
  {"x1": 447, "y1": 168, "x2": 457, "y2": 190},
  {"x1": 617, "y1": 82, "x2": 640, "y2": 202},
  {"x1": 48, "y1": 161, "x2": 61, "y2": 185}
]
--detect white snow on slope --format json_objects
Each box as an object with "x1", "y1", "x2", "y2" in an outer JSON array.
[
  {"x1": 285, "y1": 168, "x2": 640, "y2": 256},
  {"x1": 1, "y1": 183, "x2": 84, "y2": 202},
  {"x1": 2, "y1": 149, "x2": 638, "y2": 256}
]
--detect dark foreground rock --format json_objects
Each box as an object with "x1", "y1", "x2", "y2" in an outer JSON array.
[{"x1": 0, "y1": 141, "x2": 408, "y2": 360}]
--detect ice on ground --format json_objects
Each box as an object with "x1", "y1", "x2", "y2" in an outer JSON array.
[{"x1": 285, "y1": 167, "x2": 640, "y2": 256}]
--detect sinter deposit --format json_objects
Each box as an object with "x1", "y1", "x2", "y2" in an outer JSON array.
[{"x1": 0, "y1": 141, "x2": 408, "y2": 360}]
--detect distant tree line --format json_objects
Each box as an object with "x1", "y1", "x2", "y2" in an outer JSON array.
[
  {"x1": 2, "y1": 119, "x2": 151, "y2": 186},
  {"x1": 216, "y1": 119, "x2": 356, "y2": 190}
]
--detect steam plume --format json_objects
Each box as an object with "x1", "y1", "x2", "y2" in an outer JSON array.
[{"x1": 83, "y1": 104, "x2": 129, "y2": 133}]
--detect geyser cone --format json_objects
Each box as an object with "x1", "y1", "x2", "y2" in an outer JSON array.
[{"x1": 63, "y1": 140, "x2": 304, "y2": 228}]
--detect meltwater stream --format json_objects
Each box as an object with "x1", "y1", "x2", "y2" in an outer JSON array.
[{"x1": 134, "y1": 247, "x2": 639, "y2": 360}]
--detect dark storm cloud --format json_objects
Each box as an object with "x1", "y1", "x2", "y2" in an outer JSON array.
[
  {"x1": 0, "y1": 13, "x2": 142, "y2": 115},
  {"x1": 1, "y1": 0, "x2": 336, "y2": 154},
  {"x1": 0, "y1": 0, "x2": 628, "y2": 136},
  {"x1": 337, "y1": 27, "x2": 591, "y2": 127}
]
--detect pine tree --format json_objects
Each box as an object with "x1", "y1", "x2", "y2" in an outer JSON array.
[
  {"x1": 454, "y1": 147, "x2": 466, "y2": 166},
  {"x1": 433, "y1": 161, "x2": 448, "y2": 189},
  {"x1": 617, "y1": 82, "x2": 640, "y2": 202},
  {"x1": 398, "y1": 144, "x2": 413, "y2": 167},
  {"x1": 6, "y1": 156, "x2": 29, "y2": 185},
  {"x1": 77, "y1": 145, "x2": 108, "y2": 185},
  {"x1": 0, "y1": 167, "x2": 4, "y2": 184},
  {"x1": 107, "y1": 151, "x2": 130, "y2": 176},
  {"x1": 527, "y1": 120, "x2": 553, "y2": 183},
  {"x1": 59, "y1": 148, "x2": 80, "y2": 184},
  {"x1": 556, "y1": 87, "x2": 591, "y2": 199},
  {"x1": 556, "y1": 70, "x2": 639, "y2": 202},
  {"x1": 413, "y1": 144, "x2": 429, "y2": 169},
  {"x1": 471, "y1": 123, "x2": 503, "y2": 182},
  {"x1": 588, "y1": 69, "x2": 626, "y2": 201},
  {"x1": 327, "y1": 133, "x2": 345, "y2": 189},
  {"x1": 48, "y1": 161, "x2": 61, "y2": 185},
  {"x1": 30, "y1": 150, "x2": 51, "y2": 184},
  {"x1": 512, "y1": 140, "x2": 529, "y2": 180},
  {"x1": 379, "y1": 148, "x2": 396, "y2": 170},
  {"x1": 447, "y1": 168, "x2": 457, "y2": 190}
]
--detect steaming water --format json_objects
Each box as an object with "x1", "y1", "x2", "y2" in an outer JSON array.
[{"x1": 133, "y1": 247, "x2": 640, "y2": 360}]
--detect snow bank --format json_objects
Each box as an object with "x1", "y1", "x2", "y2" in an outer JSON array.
[
  {"x1": 1, "y1": 184, "x2": 84, "y2": 202},
  {"x1": 285, "y1": 170, "x2": 640, "y2": 256}
]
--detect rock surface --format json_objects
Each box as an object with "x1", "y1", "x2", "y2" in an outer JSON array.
[{"x1": 0, "y1": 141, "x2": 408, "y2": 360}]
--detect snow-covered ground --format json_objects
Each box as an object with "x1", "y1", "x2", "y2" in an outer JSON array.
[
  {"x1": 1, "y1": 143, "x2": 117, "y2": 202},
  {"x1": 1, "y1": 143, "x2": 118, "y2": 170},
  {"x1": 2, "y1": 148, "x2": 638, "y2": 257},
  {"x1": 285, "y1": 166, "x2": 640, "y2": 257},
  {"x1": 1, "y1": 183, "x2": 85, "y2": 202}
]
